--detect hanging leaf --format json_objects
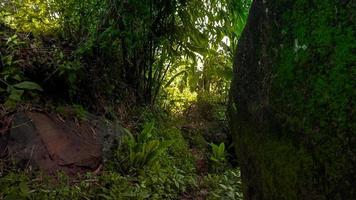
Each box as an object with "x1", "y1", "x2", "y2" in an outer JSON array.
[
  {"x1": 4, "y1": 89, "x2": 24, "y2": 110},
  {"x1": 8, "y1": 89, "x2": 24, "y2": 101},
  {"x1": 13, "y1": 81, "x2": 43, "y2": 91},
  {"x1": 164, "y1": 70, "x2": 188, "y2": 88}
]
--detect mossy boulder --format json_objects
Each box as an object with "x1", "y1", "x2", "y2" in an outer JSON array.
[{"x1": 228, "y1": 0, "x2": 355, "y2": 199}]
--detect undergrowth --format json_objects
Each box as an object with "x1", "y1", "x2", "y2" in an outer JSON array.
[{"x1": 0, "y1": 105, "x2": 242, "y2": 200}]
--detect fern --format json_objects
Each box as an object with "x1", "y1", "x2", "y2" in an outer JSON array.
[{"x1": 115, "y1": 122, "x2": 172, "y2": 175}]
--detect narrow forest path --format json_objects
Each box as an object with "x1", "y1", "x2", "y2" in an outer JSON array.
[{"x1": 174, "y1": 102, "x2": 240, "y2": 199}]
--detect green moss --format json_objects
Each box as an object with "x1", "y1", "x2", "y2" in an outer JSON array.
[
  {"x1": 231, "y1": 120, "x2": 313, "y2": 199},
  {"x1": 161, "y1": 126, "x2": 197, "y2": 173},
  {"x1": 230, "y1": 0, "x2": 354, "y2": 199},
  {"x1": 271, "y1": 0, "x2": 354, "y2": 197}
]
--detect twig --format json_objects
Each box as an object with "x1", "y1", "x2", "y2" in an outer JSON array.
[
  {"x1": 25, "y1": 145, "x2": 35, "y2": 169},
  {"x1": 72, "y1": 178, "x2": 99, "y2": 183},
  {"x1": 93, "y1": 164, "x2": 102, "y2": 174},
  {"x1": 11, "y1": 119, "x2": 32, "y2": 129},
  {"x1": 90, "y1": 127, "x2": 96, "y2": 137},
  {"x1": 0, "y1": 78, "x2": 10, "y2": 87}
]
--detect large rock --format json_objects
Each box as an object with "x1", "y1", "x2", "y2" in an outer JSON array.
[
  {"x1": 1, "y1": 111, "x2": 125, "y2": 175},
  {"x1": 228, "y1": 0, "x2": 355, "y2": 199}
]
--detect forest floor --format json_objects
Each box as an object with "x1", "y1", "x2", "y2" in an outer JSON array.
[{"x1": 0, "y1": 101, "x2": 242, "y2": 200}]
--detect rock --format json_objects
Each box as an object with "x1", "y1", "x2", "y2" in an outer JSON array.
[
  {"x1": 7, "y1": 112, "x2": 42, "y2": 168},
  {"x1": 2, "y1": 111, "x2": 125, "y2": 175},
  {"x1": 228, "y1": 0, "x2": 355, "y2": 199}
]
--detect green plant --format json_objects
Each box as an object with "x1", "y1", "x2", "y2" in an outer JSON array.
[
  {"x1": 0, "y1": 80, "x2": 43, "y2": 109},
  {"x1": 0, "y1": 34, "x2": 43, "y2": 109},
  {"x1": 0, "y1": 172, "x2": 33, "y2": 200},
  {"x1": 203, "y1": 169, "x2": 243, "y2": 200},
  {"x1": 55, "y1": 49, "x2": 82, "y2": 97},
  {"x1": 114, "y1": 122, "x2": 172, "y2": 175},
  {"x1": 209, "y1": 142, "x2": 227, "y2": 172},
  {"x1": 97, "y1": 172, "x2": 150, "y2": 200},
  {"x1": 161, "y1": 126, "x2": 197, "y2": 174},
  {"x1": 72, "y1": 104, "x2": 89, "y2": 120},
  {"x1": 138, "y1": 165, "x2": 198, "y2": 199}
]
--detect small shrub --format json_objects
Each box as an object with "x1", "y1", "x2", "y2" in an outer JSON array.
[
  {"x1": 139, "y1": 166, "x2": 198, "y2": 199},
  {"x1": 98, "y1": 172, "x2": 150, "y2": 200},
  {"x1": 161, "y1": 126, "x2": 196, "y2": 174},
  {"x1": 203, "y1": 169, "x2": 243, "y2": 200},
  {"x1": 56, "y1": 50, "x2": 82, "y2": 98},
  {"x1": 113, "y1": 122, "x2": 172, "y2": 175},
  {"x1": 209, "y1": 143, "x2": 227, "y2": 173},
  {"x1": 0, "y1": 34, "x2": 43, "y2": 109}
]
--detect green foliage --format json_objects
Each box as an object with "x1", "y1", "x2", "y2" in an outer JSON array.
[
  {"x1": 138, "y1": 166, "x2": 198, "y2": 199},
  {"x1": 209, "y1": 143, "x2": 227, "y2": 172},
  {"x1": 55, "y1": 50, "x2": 82, "y2": 97},
  {"x1": 160, "y1": 0, "x2": 251, "y2": 111},
  {"x1": 0, "y1": 168, "x2": 197, "y2": 200},
  {"x1": 0, "y1": 106, "x2": 244, "y2": 199},
  {"x1": 1, "y1": 0, "x2": 251, "y2": 109},
  {"x1": 0, "y1": 34, "x2": 43, "y2": 109},
  {"x1": 191, "y1": 133, "x2": 209, "y2": 151},
  {"x1": 160, "y1": 126, "x2": 197, "y2": 174},
  {"x1": 0, "y1": 172, "x2": 32, "y2": 200},
  {"x1": 203, "y1": 169, "x2": 243, "y2": 200},
  {"x1": 0, "y1": 0, "x2": 249, "y2": 199},
  {"x1": 0, "y1": 0, "x2": 61, "y2": 35},
  {"x1": 113, "y1": 122, "x2": 172, "y2": 175},
  {"x1": 12, "y1": 81, "x2": 42, "y2": 91},
  {"x1": 2, "y1": 81, "x2": 43, "y2": 109},
  {"x1": 71, "y1": 104, "x2": 89, "y2": 120},
  {"x1": 210, "y1": 143, "x2": 226, "y2": 162},
  {"x1": 97, "y1": 172, "x2": 151, "y2": 200}
]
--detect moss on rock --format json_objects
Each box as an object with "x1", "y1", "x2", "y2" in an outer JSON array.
[{"x1": 228, "y1": 0, "x2": 355, "y2": 199}]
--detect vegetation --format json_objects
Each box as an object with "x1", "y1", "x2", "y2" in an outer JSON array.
[
  {"x1": 0, "y1": 111, "x2": 243, "y2": 199},
  {"x1": 1, "y1": 0, "x2": 353, "y2": 199},
  {"x1": 0, "y1": 0, "x2": 251, "y2": 199},
  {"x1": 1, "y1": 0, "x2": 251, "y2": 107}
]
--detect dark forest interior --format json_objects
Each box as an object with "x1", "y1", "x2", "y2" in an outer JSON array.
[{"x1": 0, "y1": 0, "x2": 355, "y2": 199}]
